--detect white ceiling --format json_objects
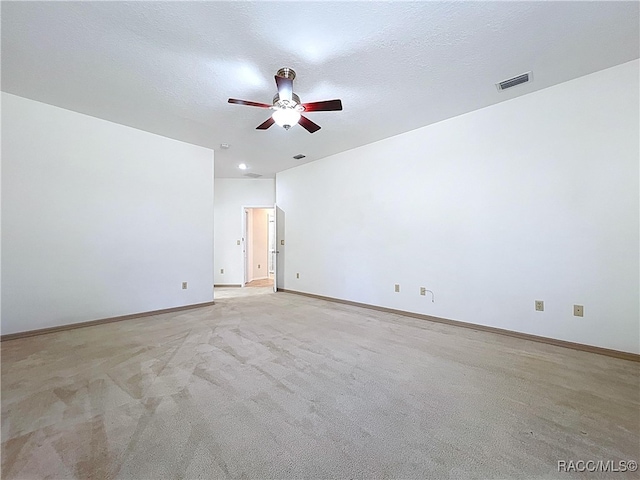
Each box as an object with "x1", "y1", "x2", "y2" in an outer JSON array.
[{"x1": 2, "y1": 1, "x2": 638, "y2": 178}]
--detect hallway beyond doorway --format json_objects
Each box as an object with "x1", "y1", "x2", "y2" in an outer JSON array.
[
  {"x1": 245, "y1": 278, "x2": 273, "y2": 288},
  {"x1": 243, "y1": 207, "x2": 275, "y2": 288},
  {"x1": 215, "y1": 278, "x2": 274, "y2": 300}
]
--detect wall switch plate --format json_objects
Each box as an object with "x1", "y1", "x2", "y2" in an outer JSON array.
[
  {"x1": 237, "y1": 240, "x2": 240, "y2": 245},
  {"x1": 420, "y1": 287, "x2": 426, "y2": 296},
  {"x1": 394, "y1": 284, "x2": 400, "y2": 293},
  {"x1": 573, "y1": 305, "x2": 584, "y2": 317},
  {"x1": 296, "y1": 273, "x2": 300, "y2": 279},
  {"x1": 258, "y1": 264, "x2": 260, "y2": 269},
  {"x1": 182, "y1": 282, "x2": 188, "y2": 289},
  {"x1": 535, "y1": 300, "x2": 544, "y2": 311},
  {"x1": 220, "y1": 269, "x2": 224, "y2": 274}
]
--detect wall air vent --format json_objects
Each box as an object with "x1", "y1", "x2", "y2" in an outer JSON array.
[
  {"x1": 243, "y1": 173, "x2": 262, "y2": 178},
  {"x1": 293, "y1": 154, "x2": 306, "y2": 160},
  {"x1": 496, "y1": 71, "x2": 532, "y2": 91}
]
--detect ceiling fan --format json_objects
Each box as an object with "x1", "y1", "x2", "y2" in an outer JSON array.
[{"x1": 228, "y1": 67, "x2": 342, "y2": 133}]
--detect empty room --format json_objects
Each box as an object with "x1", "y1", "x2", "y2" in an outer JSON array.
[{"x1": 1, "y1": 2, "x2": 639, "y2": 479}]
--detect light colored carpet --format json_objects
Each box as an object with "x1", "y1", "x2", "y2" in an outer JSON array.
[{"x1": 2, "y1": 291, "x2": 638, "y2": 479}]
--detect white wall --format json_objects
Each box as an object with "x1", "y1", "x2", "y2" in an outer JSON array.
[
  {"x1": 276, "y1": 60, "x2": 639, "y2": 354},
  {"x1": 1, "y1": 93, "x2": 214, "y2": 335},
  {"x1": 213, "y1": 179, "x2": 275, "y2": 285}
]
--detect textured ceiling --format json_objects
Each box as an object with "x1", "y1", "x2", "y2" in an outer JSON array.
[{"x1": 2, "y1": 1, "x2": 638, "y2": 178}]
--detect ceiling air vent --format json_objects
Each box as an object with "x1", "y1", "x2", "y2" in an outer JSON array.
[
  {"x1": 293, "y1": 154, "x2": 306, "y2": 160},
  {"x1": 243, "y1": 173, "x2": 262, "y2": 178},
  {"x1": 496, "y1": 71, "x2": 532, "y2": 91}
]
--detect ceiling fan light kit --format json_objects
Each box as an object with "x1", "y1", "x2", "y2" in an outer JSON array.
[
  {"x1": 272, "y1": 109, "x2": 301, "y2": 130},
  {"x1": 228, "y1": 67, "x2": 343, "y2": 133}
]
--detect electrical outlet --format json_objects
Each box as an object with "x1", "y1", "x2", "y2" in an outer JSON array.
[
  {"x1": 394, "y1": 284, "x2": 400, "y2": 293},
  {"x1": 296, "y1": 273, "x2": 300, "y2": 279},
  {"x1": 237, "y1": 240, "x2": 240, "y2": 245},
  {"x1": 258, "y1": 264, "x2": 260, "y2": 269},
  {"x1": 535, "y1": 300, "x2": 544, "y2": 311},
  {"x1": 573, "y1": 305, "x2": 584, "y2": 317},
  {"x1": 182, "y1": 282, "x2": 188, "y2": 289},
  {"x1": 220, "y1": 269, "x2": 224, "y2": 274},
  {"x1": 420, "y1": 287, "x2": 426, "y2": 296},
  {"x1": 280, "y1": 240, "x2": 285, "y2": 245}
]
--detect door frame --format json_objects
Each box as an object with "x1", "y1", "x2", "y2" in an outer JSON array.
[{"x1": 242, "y1": 205, "x2": 275, "y2": 287}]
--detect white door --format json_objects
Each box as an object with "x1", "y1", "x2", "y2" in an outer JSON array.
[
  {"x1": 268, "y1": 211, "x2": 275, "y2": 279},
  {"x1": 243, "y1": 209, "x2": 249, "y2": 286},
  {"x1": 274, "y1": 205, "x2": 285, "y2": 292}
]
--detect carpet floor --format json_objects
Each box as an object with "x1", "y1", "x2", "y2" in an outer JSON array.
[{"x1": 1, "y1": 291, "x2": 638, "y2": 479}]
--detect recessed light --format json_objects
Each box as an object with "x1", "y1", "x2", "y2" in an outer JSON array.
[
  {"x1": 220, "y1": 143, "x2": 231, "y2": 149},
  {"x1": 238, "y1": 163, "x2": 248, "y2": 170}
]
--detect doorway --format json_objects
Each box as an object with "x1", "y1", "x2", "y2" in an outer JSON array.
[{"x1": 243, "y1": 207, "x2": 275, "y2": 289}]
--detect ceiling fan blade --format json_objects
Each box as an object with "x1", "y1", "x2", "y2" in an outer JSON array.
[
  {"x1": 228, "y1": 98, "x2": 272, "y2": 108},
  {"x1": 256, "y1": 117, "x2": 275, "y2": 130},
  {"x1": 275, "y1": 75, "x2": 293, "y2": 103},
  {"x1": 301, "y1": 99, "x2": 343, "y2": 112},
  {"x1": 298, "y1": 115, "x2": 321, "y2": 133}
]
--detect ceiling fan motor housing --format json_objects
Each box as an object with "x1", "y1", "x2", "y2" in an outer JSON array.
[{"x1": 273, "y1": 92, "x2": 302, "y2": 109}]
